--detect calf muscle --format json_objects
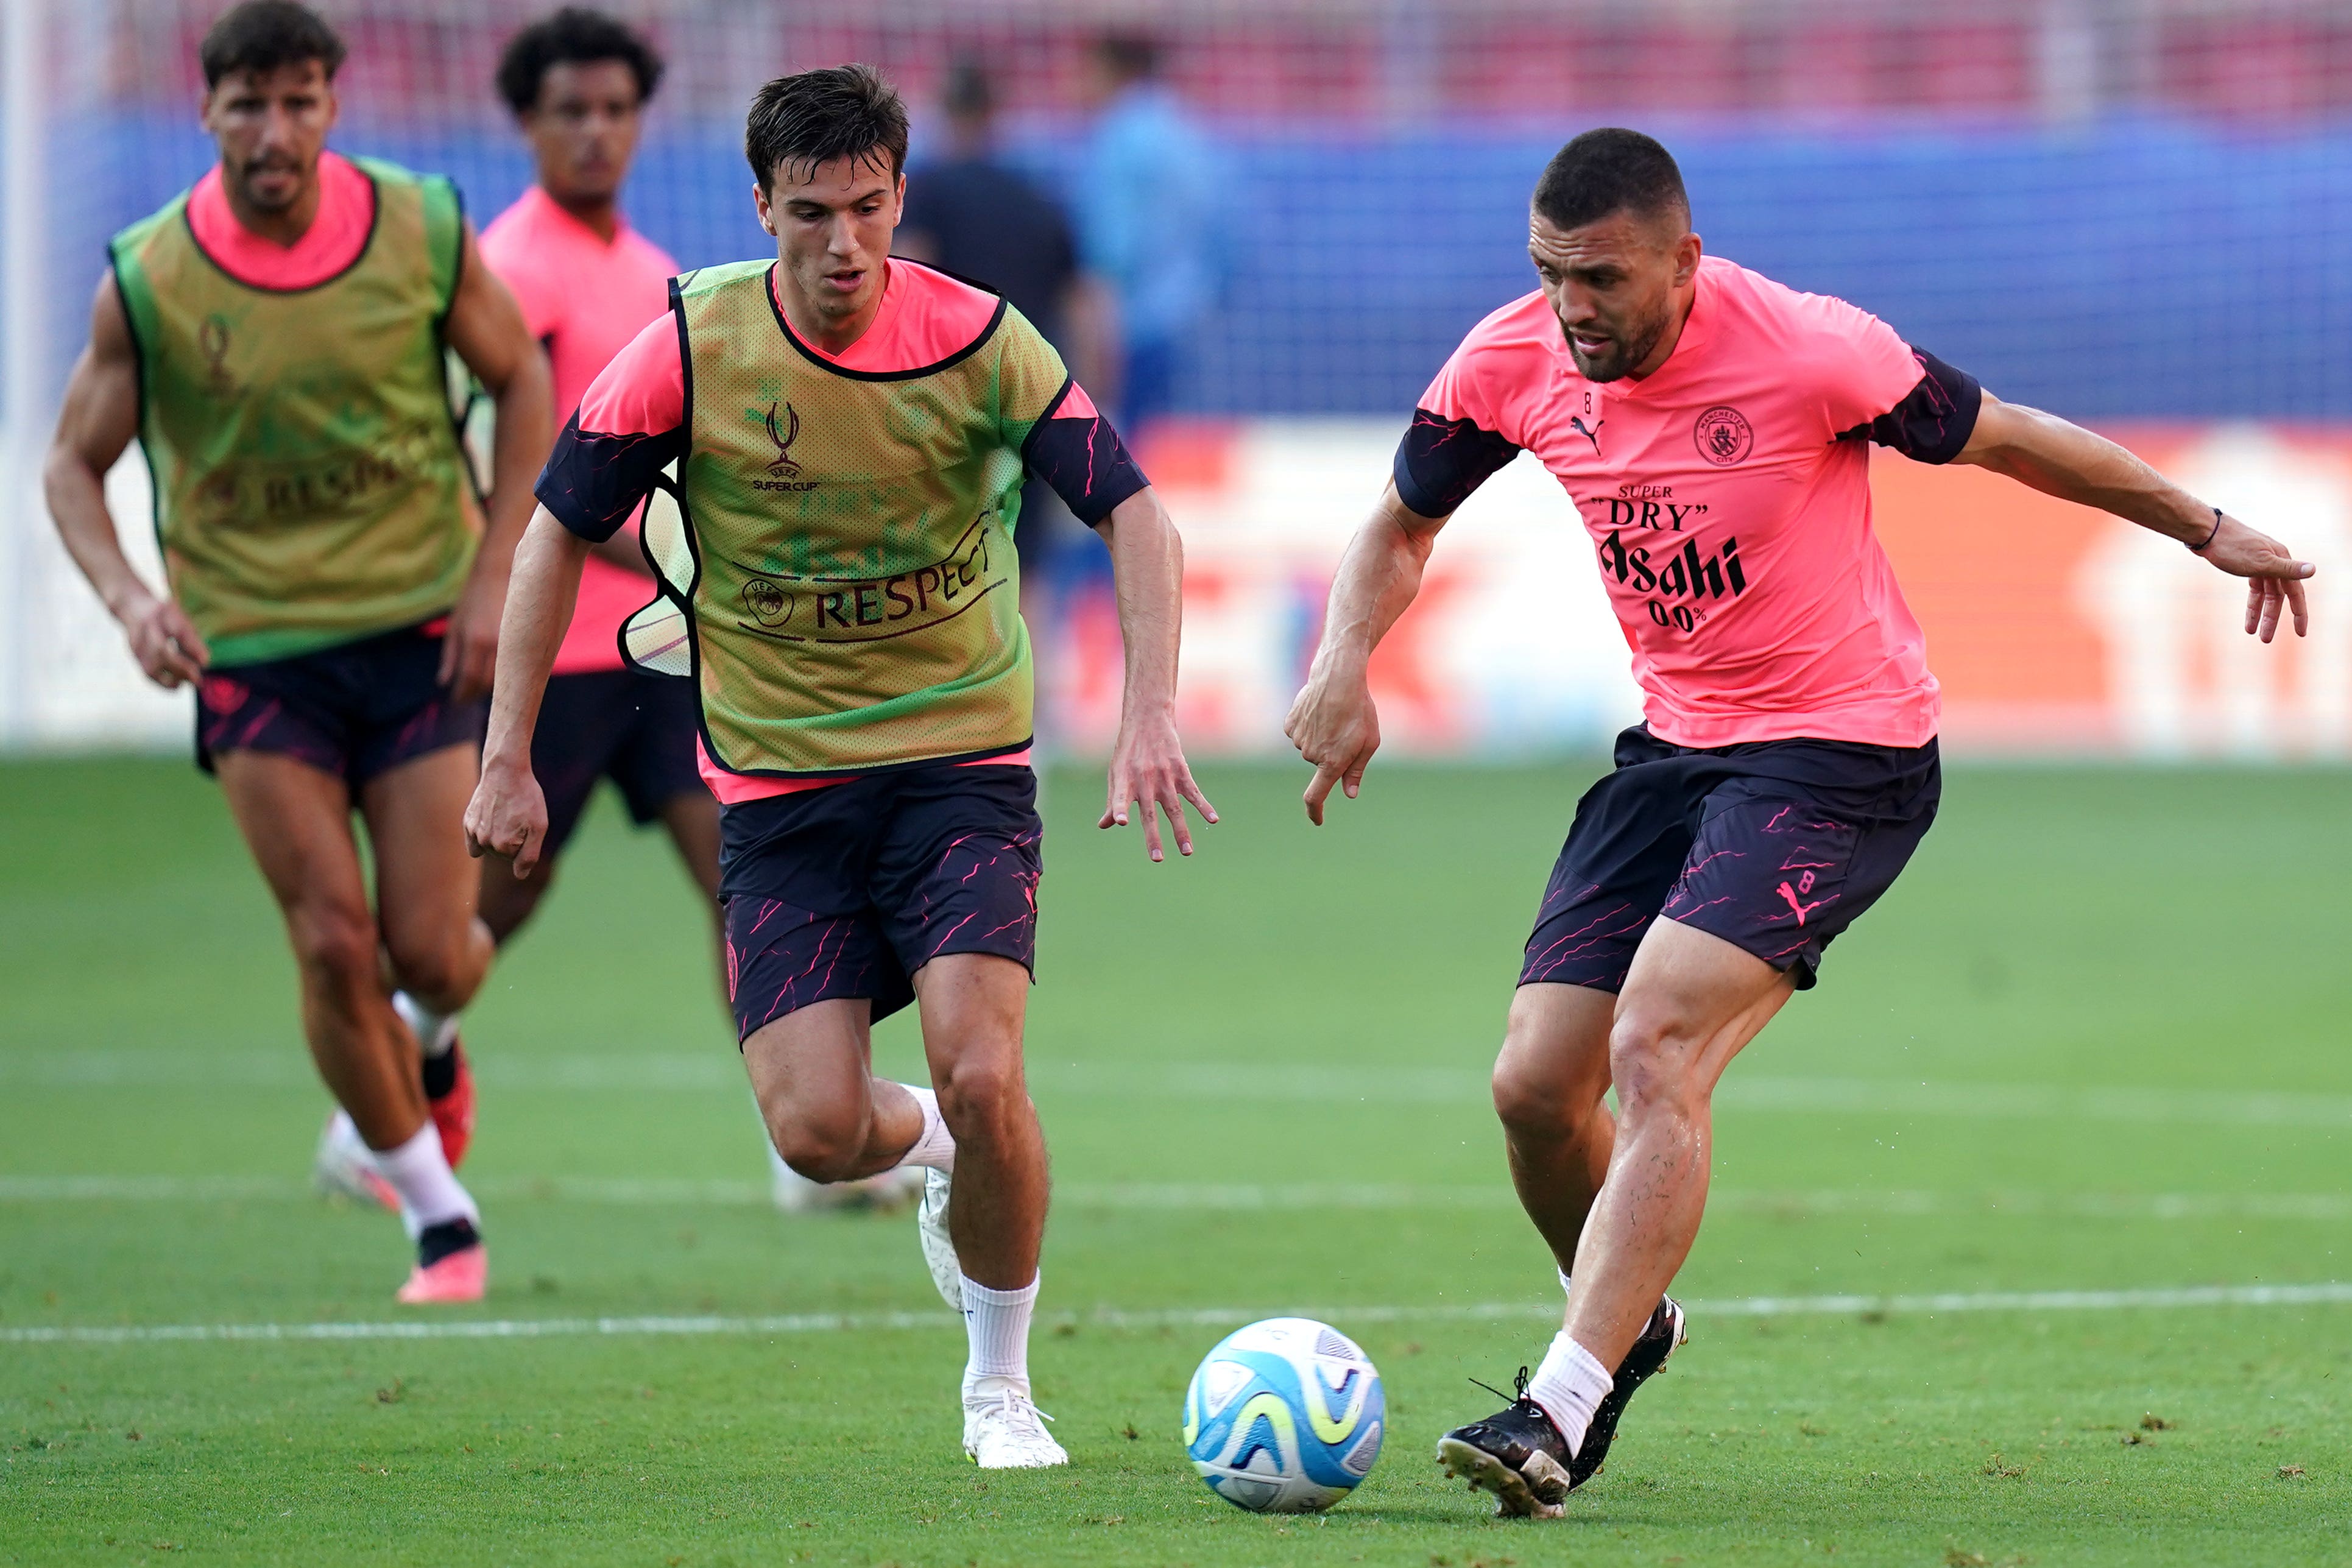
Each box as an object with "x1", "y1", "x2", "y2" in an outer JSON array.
[
  {"x1": 1492, "y1": 981, "x2": 1619, "y2": 1276},
  {"x1": 1564, "y1": 917, "x2": 1789, "y2": 1369}
]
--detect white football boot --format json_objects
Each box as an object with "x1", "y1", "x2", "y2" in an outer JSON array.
[
  {"x1": 963, "y1": 1379, "x2": 1068, "y2": 1469},
  {"x1": 311, "y1": 1111, "x2": 397, "y2": 1210},
  {"x1": 917, "y1": 1167, "x2": 964, "y2": 1310}
]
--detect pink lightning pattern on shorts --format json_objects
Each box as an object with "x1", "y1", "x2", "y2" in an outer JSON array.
[{"x1": 917, "y1": 827, "x2": 1043, "y2": 962}]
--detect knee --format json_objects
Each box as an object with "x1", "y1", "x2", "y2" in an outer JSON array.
[
  {"x1": 766, "y1": 1101, "x2": 868, "y2": 1185},
  {"x1": 1607, "y1": 1007, "x2": 1704, "y2": 1120},
  {"x1": 383, "y1": 919, "x2": 479, "y2": 1000},
  {"x1": 289, "y1": 903, "x2": 380, "y2": 992},
  {"x1": 1491, "y1": 1048, "x2": 1569, "y2": 1137},
  {"x1": 934, "y1": 1053, "x2": 1026, "y2": 1139}
]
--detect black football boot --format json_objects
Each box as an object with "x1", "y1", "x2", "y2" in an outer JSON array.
[
  {"x1": 1434, "y1": 1366, "x2": 1575, "y2": 1518},
  {"x1": 1567, "y1": 1294, "x2": 1687, "y2": 1489}
]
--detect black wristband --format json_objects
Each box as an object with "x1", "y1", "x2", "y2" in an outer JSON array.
[{"x1": 2189, "y1": 507, "x2": 2223, "y2": 553}]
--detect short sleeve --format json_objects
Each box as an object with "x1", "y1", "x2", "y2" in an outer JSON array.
[
  {"x1": 1803, "y1": 296, "x2": 1936, "y2": 441},
  {"x1": 534, "y1": 312, "x2": 687, "y2": 542},
  {"x1": 1838, "y1": 348, "x2": 1983, "y2": 465},
  {"x1": 1021, "y1": 377, "x2": 1148, "y2": 527},
  {"x1": 1393, "y1": 337, "x2": 1522, "y2": 519}
]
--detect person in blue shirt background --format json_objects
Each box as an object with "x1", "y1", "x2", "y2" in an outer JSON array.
[{"x1": 1075, "y1": 32, "x2": 1222, "y2": 436}]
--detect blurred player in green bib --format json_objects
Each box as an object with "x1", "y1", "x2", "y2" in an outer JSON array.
[
  {"x1": 43, "y1": 1, "x2": 551, "y2": 1303},
  {"x1": 466, "y1": 65, "x2": 1210, "y2": 1467}
]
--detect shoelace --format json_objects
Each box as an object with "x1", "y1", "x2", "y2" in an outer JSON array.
[
  {"x1": 983, "y1": 1388, "x2": 1058, "y2": 1442},
  {"x1": 1467, "y1": 1365, "x2": 1538, "y2": 1410}
]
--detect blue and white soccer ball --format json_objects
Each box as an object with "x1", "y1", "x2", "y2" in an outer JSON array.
[{"x1": 1182, "y1": 1317, "x2": 1385, "y2": 1513}]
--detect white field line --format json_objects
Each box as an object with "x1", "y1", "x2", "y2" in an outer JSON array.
[
  {"x1": 10, "y1": 1281, "x2": 2352, "y2": 1347},
  {"x1": 3, "y1": 1173, "x2": 2350, "y2": 1223},
  {"x1": 10, "y1": 1053, "x2": 2352, "y2": 1129}
]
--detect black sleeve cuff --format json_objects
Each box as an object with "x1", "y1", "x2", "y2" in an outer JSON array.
[
  {"x1": 1022, "y1": 392, "x2": 1150, "y2": 527},
  {"x1": 1394, "y1": 408, "x2": 1519, "y2": 518},
  {"x1": 1841, "y1": 349, "x2": 1982, "y2": 465},
  {"x1": 534, "y1": 412, "x2": 687, "y2": 542}
]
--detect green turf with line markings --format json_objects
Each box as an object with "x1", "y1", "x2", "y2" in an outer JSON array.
[{"x1": 2, "y1": 755, "x2": 2349, "y2": 1566}]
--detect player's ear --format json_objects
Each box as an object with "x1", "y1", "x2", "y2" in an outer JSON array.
[
  {"x1": 1673, "y1": 230, "x2": 1703, "y2": 287},
  {"x1": 753, "y1": 180, "x2": 775, "y2": 236}
]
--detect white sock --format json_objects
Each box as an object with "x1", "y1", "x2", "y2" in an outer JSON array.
[
  {"x1": 1558, "y1": 1266, "x2": 1574, "y2": 1299},
  {"x1": 370, "y1": 1121, "x2": 478, "y2": 1240},
  {"x1": 959, "y1": 1272, "x2": 1038, "y2": 1399},
  {"x1": 392, "y1": 991, "x2": 459, "y2": 1057},
  {"x1": 893, "y1": 1084, "x2": 956, "y2": 1173},
  {"x1": 1525, "y1": 1330, "x2": 1614, "y2": 1459}
]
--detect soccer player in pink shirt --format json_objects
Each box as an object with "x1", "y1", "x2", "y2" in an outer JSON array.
[
  {"x1": 1285, "y1": 129, "x2": 2315, "y2": 1516},
  {"x1": 475, "y1": 15, "x2": 707, "y2": 966}
]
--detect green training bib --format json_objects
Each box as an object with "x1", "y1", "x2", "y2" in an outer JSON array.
[
  {"x1": 110, "y1": 155, "x2": 478, "y2": 666},
  {"x1": 626, "y1": 261, "x2": 1068, "y2": 777}
]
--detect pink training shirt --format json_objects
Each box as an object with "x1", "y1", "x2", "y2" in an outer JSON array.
[
  {"x1": 479, "y1": 185, "x2": 680, "y2": 675},
  {"x1": 553, "y1": 259, "x2": 1148, "y2": 801},
  {"x1": 186, "y1": 150, "x2": 375, "y2": 289},
  {"x1": 1400, "y1": 254, "x2": 1979, "y2": 750}
]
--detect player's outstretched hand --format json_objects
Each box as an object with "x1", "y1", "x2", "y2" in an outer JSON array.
[
  {"x1": 1100, "y1": 709, "x2": 1217, "y2": 863},
  {"x1": 1284, "y1": 665, "x2": 1380, "y2": 826},
  {"x1": 2198, "y1": 514, "x2": 2314, "y2": 643},
  {"x1": 120, "y1": 590, "x2": 209, "y2": 690},
  {"x1": 439, "y1": 569, "x2": 506, "y2": 702},
  {"x1": 464, "y1": 760, "x2": 549, "y2": 878}
]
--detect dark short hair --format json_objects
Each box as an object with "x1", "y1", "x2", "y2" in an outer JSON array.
[
  {"x1": 1532, "y1": 128, "x2": 1689, "y2": 235},
  {"x1": 744, "y1": 65, "x2": 908, "y2": 191},
  {"x1": 1093, "y1": 32, "x2": 1160, "y2": 81},
  {"x1": 496, "y1": 8, "x2": 664, "y2": 116},
  {"x1": 199, "y1": 0, "x2": 345, "y2": 90}
]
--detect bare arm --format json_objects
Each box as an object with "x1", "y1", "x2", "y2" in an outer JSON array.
[
  {"x1": 587, "y1": 523, "x2": 654, "y2": 576},
  {"x1": 43, "y1": 275, "x2": 210, "y2": 688},
  {"x1": 439, "y1": 224, "x2": 556, "y2": 698},
  {"x1": 461, "y1": 506, "x2": 588, "y2": 877},
  {"x1": 1957, "y1": 390, "x2": 2313, "y2": 641},
  {"x1": 1282, "y1": 481, "x2": 1449, "y2": 823},
  {"x1": 1093, "y1": 486, "x2": 1217, "y2": 860}
]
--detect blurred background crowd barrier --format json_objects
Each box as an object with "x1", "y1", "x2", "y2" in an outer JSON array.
[{"x1": 4, "y1": 0, "x2": 2349, "y2": 757}]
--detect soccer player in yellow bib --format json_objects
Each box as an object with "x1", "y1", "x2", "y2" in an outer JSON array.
[
  {"x1": 43, "y1": 1, "x2": 551, "y2": 1303},
  {"x1": 465, "y1": 66, "x2": 1213, "y2": 1467}
]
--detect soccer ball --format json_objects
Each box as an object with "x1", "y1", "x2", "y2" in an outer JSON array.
[{"x1": 1182, "y1": 1317, "x2": 1385, "y2": 1513}]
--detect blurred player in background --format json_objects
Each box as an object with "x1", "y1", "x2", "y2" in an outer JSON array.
[
  {"x1": 1073, "y1": 32, "x2": 1220, "y2": 436},
  {"x1": 899, "y1": 55, "x2": 1115, "y2": 741},
  {"x1": 42, "y1": 0, "x2": 552, "y2": 1304},
  {"x1": 475, "y1": 9, "x2": 905, "y2": 1215},
  {"x1": 1287, "y1": 128, "x2": 2315, "y2": 1517},
  {"x1": 464, "y1": 65, "x2": 1212, "y2": 1465}
]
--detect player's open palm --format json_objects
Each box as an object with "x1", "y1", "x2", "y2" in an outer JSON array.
[
  {"x1": 464, "y1": 762, "x2": 549, "y2": 878},
  {"x1": 2199, "y1": 514, "x2": 2315, "y2": 643},
  {"x1": 122, "y1": 591, "x2": 209, "y2": 690},
  {"x1": 1285, "y1": 668, "x2": 1380, "y2": 826}
]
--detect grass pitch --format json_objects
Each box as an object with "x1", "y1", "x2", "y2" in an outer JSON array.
[{"x1": 4, "y1": 755, "x2": 2350, "y2": 1566}]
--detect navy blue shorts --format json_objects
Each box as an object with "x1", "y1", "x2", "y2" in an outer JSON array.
[
  {"x1": 719, "y1": 763, "x2": 1042, "y2": 1040},
  {"x1": 1522, "y1": 725, "x2": 1940, "y2": 993},
  {"x1": 195, "y1": 621, "x2": 482, "y2": 788},
  {"x1": 531, "y1": 669, "x2": 707, "y2": 860}
]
